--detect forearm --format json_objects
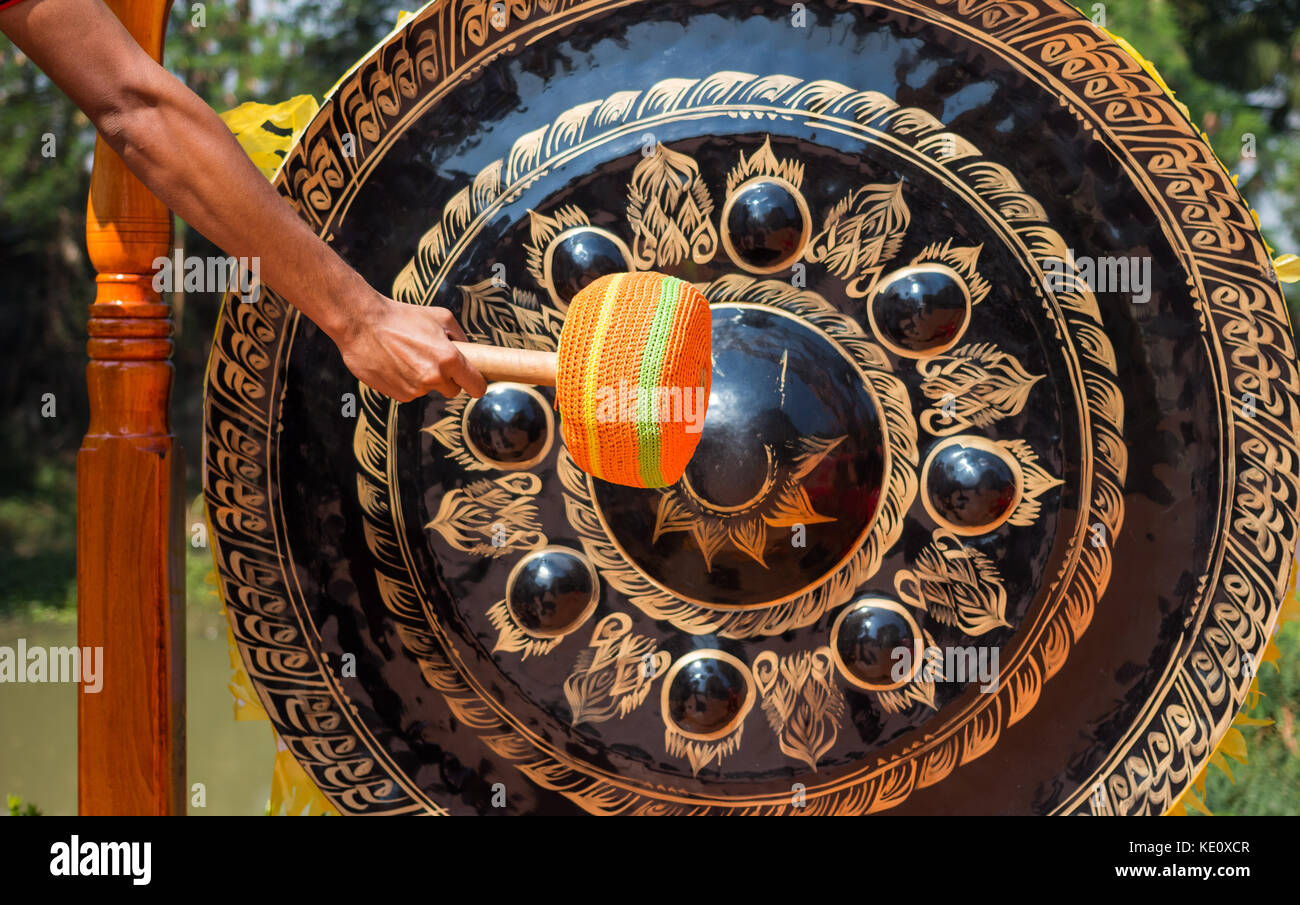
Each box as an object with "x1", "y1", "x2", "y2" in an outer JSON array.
[
  {"x1": 1, "y1": 0, "x2": 484, "y2": 401},
  {"x1": 96, "y1": 66, "x2": 373, "y2": 342}
]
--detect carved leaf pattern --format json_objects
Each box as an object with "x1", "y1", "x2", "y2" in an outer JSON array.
[
  {"x1": 626, "y1": 143, "x2": 718, "y2": 268},
  {"x1": 425, "y1": 473, "x2": 547, "y2": 557},
  {"x1": 753, "y1": 648, "x2": 846, "y2": 770},
  {"x1": 487, "y1": 599, "x2": 562, "y2": 659},
  {"x1": 998, "y1": 439, "x2": 1065, "y2": 526},
  {"x1": 724, "y1": 135, "x2": 805, "y2": 194},
  {"x1": 894, "y1": 529, "x2": 1010, "y2": 636},
  {"x1": 805, "y1": 181, "x2": 910, "y2": 297},
  {"x1": 917, "y1": 342, "x2": 1043, "y2": 436},
  {"x1": 564, "y1": 613, "x2": 669, "y2": 725},
  {"x1": 910, "y1": 239, "x2": 991, "y2": 305},
  {"x1": 459, "y1": 279, "x2": 563, "y2": 351}
]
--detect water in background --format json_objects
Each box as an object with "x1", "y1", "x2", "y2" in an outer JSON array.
[{"x1": 0, "y1": 600, "x2": 271, "y2": 816}]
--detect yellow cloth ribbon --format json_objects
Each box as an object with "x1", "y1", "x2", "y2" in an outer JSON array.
[
  {"x1": 1273, "y1": 254, "x2": 1300, "y2": 284},
  {"x1": 269, "y1": 730, "x2": 340, "y2": 816},
  {"x1": 219, "y1": 94, "x2": 320, "y2": 180}
]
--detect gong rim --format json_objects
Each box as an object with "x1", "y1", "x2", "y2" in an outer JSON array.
[{"x1": 204, "y1": 0, "x2": 1299, "y2": 815}]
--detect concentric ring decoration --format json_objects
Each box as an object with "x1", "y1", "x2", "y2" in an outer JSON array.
[{"x1": 205, "y1": 0, "x2": 1300, "y2": 815}]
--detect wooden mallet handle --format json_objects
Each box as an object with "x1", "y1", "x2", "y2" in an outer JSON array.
[{"x1": 453, "y1": 342, "x2": 558, "y2": 387}]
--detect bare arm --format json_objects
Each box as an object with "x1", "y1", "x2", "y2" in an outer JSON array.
[{"x1": 0, "y1": 0, "x2": 485, "y2": 401}]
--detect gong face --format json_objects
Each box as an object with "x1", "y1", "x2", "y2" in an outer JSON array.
[{"x1": 205, "y1": 0, "x2": 1299, "y2": 814}]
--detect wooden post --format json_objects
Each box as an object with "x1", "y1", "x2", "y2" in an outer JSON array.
[{"x1": 77, "y1": 0, "x2": 184, "y2": 816}]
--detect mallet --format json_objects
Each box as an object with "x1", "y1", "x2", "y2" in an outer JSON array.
[{"x1": 453, "y1": 271, "x2": 712, "y2": 488}]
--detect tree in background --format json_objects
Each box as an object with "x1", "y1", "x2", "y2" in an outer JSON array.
[
  {"x1": 166, "y1": 0, "x2": 407, "y2": 110},
  {"x1": 163, "y1": 0, "x2": 406, "y2": 498},
  {"x1": 1088, "y1": 0, "x2": 1300, "y2": 314},
  {"x1": 0, "y1": 38, "x2": 98, "y2": 484},
  {"x1": 0, "y1": 0, "x2": 403, "y2": 616},
  {"x1": 1174, "y1": 0, "x2": 1300, "y2": 286}
]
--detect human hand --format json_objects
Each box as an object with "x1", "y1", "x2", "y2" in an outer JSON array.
[{"x1": 334, "y1": 296, "x2": 487, "y2": 402}]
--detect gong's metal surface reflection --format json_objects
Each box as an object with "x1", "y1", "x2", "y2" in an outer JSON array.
[
  {"x1": 660, "y1": 649, "x2": 756, "y2": 741},
  {"x1": 920, "y1": 436, "x2": 1023, "y2": 536},
  {"x1": 462, "y1": 383, "x2": 554, "y2": 470}
]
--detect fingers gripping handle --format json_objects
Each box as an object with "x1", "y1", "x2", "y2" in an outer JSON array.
[{"x1": 453, "y1": 342, "x2": 558, "y2": 387}]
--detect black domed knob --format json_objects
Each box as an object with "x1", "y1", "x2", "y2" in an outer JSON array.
[
  {"x1": 505, "y1": 548, "x2": 599, "y2": 637},
  {"x1": 545, "y1": 227, "x2": 631, "y2": 305},
  {"x1": 868, "y1": 265, "x2": 971, "y2": 356},
  {"x1": 831, "y1": 598, "x2": 921, "y2": 690},
  {"x1": 663, "y1": 651, "x2": 753, "y2": 739},
  {"x1": 921, "y1": 437, "x2": 1021, "y2": 535},
  {"x1": 464, "y1": 384, "x2": 553, "y2": 468},
  {"x1": 722, "y1": 178, "x2": 810, "y2": 273}
]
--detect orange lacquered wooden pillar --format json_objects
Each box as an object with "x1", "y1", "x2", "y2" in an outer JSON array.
[{"x1": 77, "y1": 0, "x2": 184, "y2": 815}]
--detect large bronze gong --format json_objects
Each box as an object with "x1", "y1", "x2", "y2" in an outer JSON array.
[{"x1": 204, "y1": 0, "x2": 1300, "y2": 814}]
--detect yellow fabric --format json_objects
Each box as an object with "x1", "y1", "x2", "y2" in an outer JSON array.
[
  {"x1": 269, "y1": 729, "x2": 340, "y2": 816},
  {"x1": 1274, "y1": 253, "x2": 1300, "y2": 284},
  {"x1": 223, "y1": 610, "x2": 266, "y2": 722},
  {"x1": 219, "y1": 94, "x2": 320, "y2": 180},
  {"x1": 195, "y1": 495, "x2": 266, "y2": 723}
]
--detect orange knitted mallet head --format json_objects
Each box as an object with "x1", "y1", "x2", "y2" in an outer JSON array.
[{"x1": 555, "y1": 272, "x2": 713, "y2": 488}]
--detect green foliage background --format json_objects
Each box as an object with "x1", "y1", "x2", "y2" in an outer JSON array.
[{"x1": 0, "y1": 0, "x2": 1297, "y2": 815}]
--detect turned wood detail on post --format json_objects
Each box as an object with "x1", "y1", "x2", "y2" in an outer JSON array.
[{"x1": 77, "y1": 0, "x2": 185, "y2": 816}]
